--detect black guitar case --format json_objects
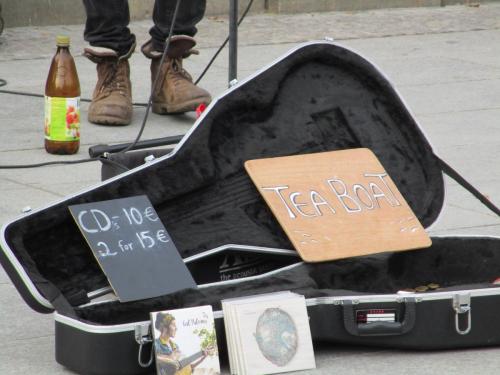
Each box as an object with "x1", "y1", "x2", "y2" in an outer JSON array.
[{"x1": 2, "y1": 42, "x2": 500, "y2": 375}]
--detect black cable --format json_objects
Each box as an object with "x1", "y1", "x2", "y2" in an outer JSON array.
[
  {"x1": 97, "y1": 0, "x2": 255, "y2": 156},
  {"x1": 0, "y1": 155, "x2": 130, "y2": 171},
  {"x1": 0, "y1": 157, "x2": 99, "y2": 169},
  {"x1": 0, "y1": 75, "x2": 131, "y2": 169},
  {"x1": 99, "y1": 156, "x2": 131, "y2": 172},
  {"x1": 3, "y1": 159, "x2": 100, "y2": 169},
  {"x1": 118, "y1": 0, "x2": 182, "y2": 155},
  {"x1": 195, "y1": 0, "x2": 254, "y2": 85},
  {"x1": 88, "y1": 135, "x2": 182, "y2": 157},
  {"x1": 0, "y1": 0, "x2": 182, "y2": 170},
  {"x1": 0, "y1": 5, "x2": 4, "y2": 36},
  {"x1": 0, "y1": 0, "x2": 256, "y2": 168},
  {"x1": 0, "y1": 87, "x2": 149, "y2": 107},
  {"x1": 0, "y1": 0, "x2": 255, "y2": 100},
  {"x1": 0, "y1": 76, "x2": 113, "y2": 169}
]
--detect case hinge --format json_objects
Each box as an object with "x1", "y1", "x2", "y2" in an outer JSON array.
[
  {"x1": 135, "y1": 323, "x2": 154, "y2": 368},
  {"x1": 453, "y1": 293, "x2": 472, "y2": 335}
]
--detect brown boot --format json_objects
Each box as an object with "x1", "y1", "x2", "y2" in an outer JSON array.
[
  {"x1": 142, "y1": 37, "x2": 211, "y2": 114},
  {"x1": 84, "y1": 45, "x2": 133, "y2": 126}
]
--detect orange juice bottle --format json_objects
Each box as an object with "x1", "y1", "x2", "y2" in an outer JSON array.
[{"x1": 44, "y1": 35, "x2": 81, "y2": 154}]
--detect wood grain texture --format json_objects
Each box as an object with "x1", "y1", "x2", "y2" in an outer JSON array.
[{"x1": 245, "y1": 148, "x2": 431, "y2": 262}]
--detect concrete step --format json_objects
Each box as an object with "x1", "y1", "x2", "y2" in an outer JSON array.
[{"x1": 1, "y1": 0, "x2": 496, "y2": 28}]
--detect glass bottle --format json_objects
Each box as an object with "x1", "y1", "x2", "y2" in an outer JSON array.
[{"x1": 44, "y1": 35, "x2": 81, "y2": 154}]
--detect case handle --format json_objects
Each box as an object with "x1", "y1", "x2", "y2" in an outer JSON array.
[
  {"x1": 135, "y1": 324, "x2": 154, "y2": 368},
  {"x1": 342, "y1": 298, "x2": 417, "y2": 337},
  {"x1": 138, "y1": 341, "x2": 154, "y2": 368},
  {"x1": 453, "y1": 293, "x2": 472, "y2": 335}
]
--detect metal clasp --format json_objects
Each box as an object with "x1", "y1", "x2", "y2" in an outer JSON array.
[
  {"x1": 144, "y1": 155, "x2": 156, "y2": 164},
  {"x1": 135, "y1": 323, "x2": 154, "y2": 368},
  {"x1": 453, "y1": 293, "x2": 472, "y2": 335}
]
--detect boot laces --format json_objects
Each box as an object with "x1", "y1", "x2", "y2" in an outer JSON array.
[
  {"x1": 169, "y1": 58, "x2": 193, "y2": 84},
  {"x1": 100, "y1": 59, "x2": 129, "y2": 97}
]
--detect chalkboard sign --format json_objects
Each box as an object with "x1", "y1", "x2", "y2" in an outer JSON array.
[{"x1": 69, "y1": 195, "x2": 196, "y2": 302}]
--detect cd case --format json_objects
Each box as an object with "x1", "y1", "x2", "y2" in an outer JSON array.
[
  {"x1": 222, "y1": 291, "x2": 316, "y2": 375},
  {"x1": 151, "y1": 305, "x2": 221, "y2": 375}
]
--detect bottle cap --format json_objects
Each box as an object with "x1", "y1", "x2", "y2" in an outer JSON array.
[{"x1": 56, "y1": 35, "x2": 70, "y2": 47}]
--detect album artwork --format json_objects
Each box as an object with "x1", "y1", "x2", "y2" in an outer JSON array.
[
  {"x1": 151, "y1": 306, "x2": 220, "y2": 375},
  {"x1": 223, "y1": 292, "x2": 315, "y2": 375}
]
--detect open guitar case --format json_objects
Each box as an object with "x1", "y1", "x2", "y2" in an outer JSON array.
[{"x1": 2, "y1": 41, "x2": 500, "y2": 375}]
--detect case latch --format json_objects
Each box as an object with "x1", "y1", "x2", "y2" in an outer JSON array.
[
  {"x1": 135, "y1": 323, "x2": 154, "y2": 368},
  {"x1": 453, "y1": 293, "x2": 472, "y2": 335}
]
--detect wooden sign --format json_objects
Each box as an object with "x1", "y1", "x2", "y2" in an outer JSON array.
[
  {"x1": 69, "y1": 195, "x2": 196, "y2": 302},
  {"x1": 245, "y1": 149, "x2": 431, "y2": 262}
]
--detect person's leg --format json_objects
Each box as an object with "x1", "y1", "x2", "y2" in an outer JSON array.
[
  {"x1": 83, "y1": 0, "x2": 136, "y2": 56},
  {"x1": 149, "y1": 0, "x2": 206, "y2": 52},
  {"x1": 141, "y1": 0, "x2": 210, "y2": 114},
  {"x1": 82, "y1": 0, "x2": 134, "y2": 125}
]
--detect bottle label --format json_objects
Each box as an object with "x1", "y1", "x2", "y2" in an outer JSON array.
[{"x1": 44, "y1": 96, "x2": 80, "y2": 141}]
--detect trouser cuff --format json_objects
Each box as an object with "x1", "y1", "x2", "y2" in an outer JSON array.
[
  {"x1": 84, "y1": 41, "x2": 136, "y2": 63},
  {"x1": 141, "y1": 36, "x2": 198, "y2": 60}
]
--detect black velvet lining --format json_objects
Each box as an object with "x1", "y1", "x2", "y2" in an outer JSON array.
[
  {"x1": 76, "y1": 237, "x2": 500, "y2": 325},
  {"x1": 3, "y1": 43, "x2": 450, "y2": 320}
]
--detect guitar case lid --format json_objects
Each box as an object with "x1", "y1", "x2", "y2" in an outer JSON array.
[{"x1": 0, "y1": 41, "x2": 445, "y2": 314}]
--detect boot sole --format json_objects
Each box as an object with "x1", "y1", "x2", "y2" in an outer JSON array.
[
  {"x1": 88, "y1": 114, "x2": 131, "y2": 126},
  {"x1": 152, "y1": 97, "x2": 211, "y2": 115}
]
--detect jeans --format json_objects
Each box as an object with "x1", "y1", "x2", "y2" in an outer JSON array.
[{"x1": 83, "y1": 0, "x2": 207, "y2": 56}]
